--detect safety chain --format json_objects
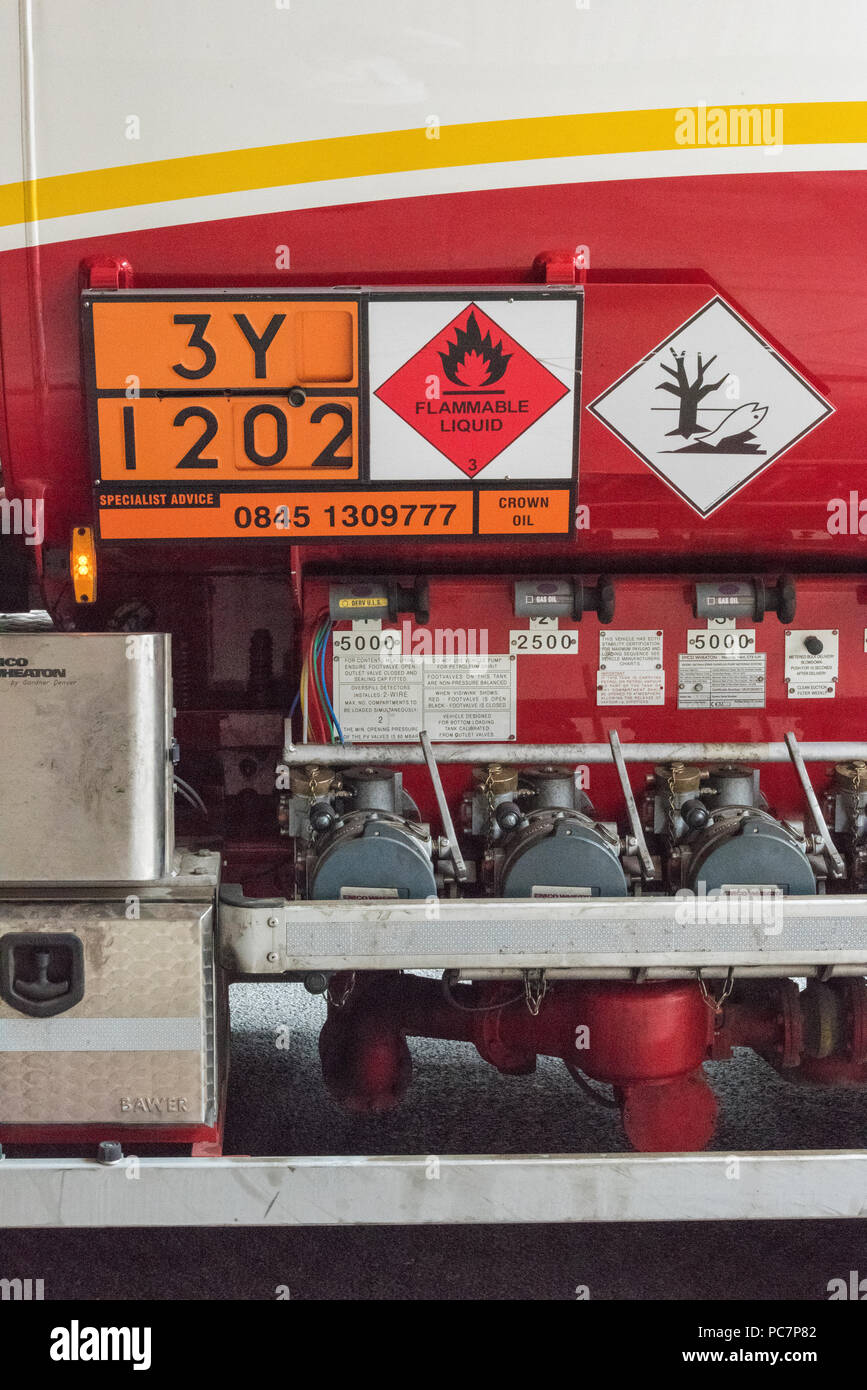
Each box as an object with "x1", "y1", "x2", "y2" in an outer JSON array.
[
  {"x1": 848, "y1": 763, "x2": 863, "y2": 835},
  {"x1": 523, "y1": 969, "x2": 549, "y2": 1016},
  {"x1": 307, "y1": 767, "x2": 331, "y2": 801},
  {"x1": 667, "y1": 763, "x2": 681, "y2": 840},
  {"x1": 482, "y1": 769, "x2": 498, "y2": 840},
  {"x1": 697, "y1": 967, "x2": 735, "y2": 1016}
]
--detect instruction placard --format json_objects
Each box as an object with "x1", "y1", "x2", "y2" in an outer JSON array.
[
  {"x1": 597, "y1": 628, "x2": 664, "y2": 706},
  {"x1": 333, "y1": 651, "x2": 516, "y2": 742},
  {"x1": 597, "y1": 670, "x2": 665, "y2": 706},
  {"x1": 332, "y1": 652, "x2": 424, "y2": 740},
  {"x1": 785, "y1": 629, "x2": 838, "y2": 700},
  {"x1": 598, "y1": 629, "x2": 663, "y2": 670}
]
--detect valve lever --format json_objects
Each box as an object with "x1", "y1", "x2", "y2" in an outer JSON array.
[
  {"x1": 784, "y1": 730, "x2": 845, "y2": 878},
  {"x1": 608, "y1": 729, "x2": 655, "y2": 879},
  {"x1": 419, "y1": 730, "x2": 468, "y2": 882}
]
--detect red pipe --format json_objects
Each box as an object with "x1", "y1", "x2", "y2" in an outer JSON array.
[
  {"x1": 319, "y1": 974, "x2": 717, "y2": 1149},
  {"x1": 317, "y1": 973, "x2": 867, "y2": 1151}
]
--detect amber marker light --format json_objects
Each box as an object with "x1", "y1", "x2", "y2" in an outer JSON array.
[{"x1": 70, "y1": 526, "x2": 97, "y2": 603}]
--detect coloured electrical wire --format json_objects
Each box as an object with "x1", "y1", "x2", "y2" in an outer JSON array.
[{"x1": 292, "y1": 614, "x2": 344, "y2": 745}]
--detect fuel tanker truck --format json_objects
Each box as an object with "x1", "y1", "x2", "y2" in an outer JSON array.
[{"x1": 0, "y1": 0, "x2": 866, "y2": 1228}]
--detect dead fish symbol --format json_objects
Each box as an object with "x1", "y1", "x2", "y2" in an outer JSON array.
[{"x1": 669, "y1": 402, "x2": 768, "y2": 454}]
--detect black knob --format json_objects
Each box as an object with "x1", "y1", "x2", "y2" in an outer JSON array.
[
  {"x1": 495, "y1": 801, "x2": 523, "y2": 833},
  {"x1": 387, "y1": 577, "x2": 429, "y2": 625},
  {"x1": 572, "y1": 576, "x2": 616, "y2": 624},
  {"x1": 287, "y1": 387, "x2": 307, "y2": 408},
  {"x1": 804, "y1": 635, "x2": 824, "y2": 655},
  {"x1": 754, "y1": 574, "x2": 796, "y2": 624},
  {"x1": 681, "y1": 798, "x2": 710, "y2": 831},
  {"x1": 309, "y1": 801, "x2": 337, "y2": 833}
]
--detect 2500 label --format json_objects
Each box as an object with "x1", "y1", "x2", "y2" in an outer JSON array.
[{"x1": 509, "y1": 629, "x2": 579, "y2": 654}]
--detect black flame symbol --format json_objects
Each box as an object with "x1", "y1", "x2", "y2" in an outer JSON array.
[{"x1": 438, "y1": 311, "x2": 512, "y2": 388}]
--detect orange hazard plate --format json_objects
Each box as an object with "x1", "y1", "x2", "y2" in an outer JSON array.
[
  {"x1": 97, "y1": 490, "x2": 474, "y2": 541},
  {"x1": 85, "y1": 295, "x2": 360, "y2": 484},
  {"x1": 94, "y1": 395, "x2": 359, "y2": 482},
  {"x1": 89, "y1": 298, "x2": 359, "y2": 392},
  {"x1": 83, "y1": 289, "x2": 580, "y2": 544}
]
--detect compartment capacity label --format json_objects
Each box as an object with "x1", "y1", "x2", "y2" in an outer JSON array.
[
  {"x1": 686, "y1": 628, "x2": 755, "y2": 654},
  {"x1": 509, "y1": 621, "x2": 579, "y2": 655}
]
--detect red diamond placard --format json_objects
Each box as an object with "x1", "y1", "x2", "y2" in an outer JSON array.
[{"x1": 373, "y1": 302, "x2": 570, "y2": 477}]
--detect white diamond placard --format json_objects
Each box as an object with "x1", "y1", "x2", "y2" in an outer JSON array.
[{"x1": 587, "y1": 296, "x2": 833, "y2": 516}]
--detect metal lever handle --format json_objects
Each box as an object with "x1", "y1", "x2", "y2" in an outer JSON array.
[
  {"x1": 608, "y1": 729, "x2": 655, "y2": 880},
  {"x1": 419, "y1": 730, "x2": 468, "y2": 882},
  {"x1": 784, "y1": 731, "x2": 845, "y2": 879}
]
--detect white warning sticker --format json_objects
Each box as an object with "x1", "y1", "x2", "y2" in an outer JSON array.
[
  {"x1": 596, "y1": 670, "x2": 665, "y2": 706},
  {"x1": 333, "y1": 652, "x2": 516, "y2": 742},
  {"x1": 332, "y1": 653, "x2": 423, "y2": 740},
  {"x1": 678, "y1": 653, "x2": 766, "y2": 709},
  {"x1": 423, "y1": 655, "x2": 516, "y2": 740},
  {"x1": 598, "y1": 629, "x2": 663, "y2": 670}
]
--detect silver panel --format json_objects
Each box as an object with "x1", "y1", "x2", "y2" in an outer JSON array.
[
  {"x1": 0, "y1": 848, "x2": 221, "y2": 902},
  {"x1": 2, "y1": 1151, "x2": 867, "y2": 1226},
  {"x1": 0, "y1": 899, "x2": 217, "y2": 1126},
  {"x1": 220, "y1": 891, "x2": 867, "y2": 977},
  {"x1": 0, "y1": 633, "x2": 173, "y2": 882}
]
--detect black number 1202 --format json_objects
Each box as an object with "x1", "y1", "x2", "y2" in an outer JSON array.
[{"x1": 117, "y1": 400, "x2": 354, "y2": 473}]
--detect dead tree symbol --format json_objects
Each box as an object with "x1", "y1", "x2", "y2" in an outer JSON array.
[{"x1": 656, "y1": 348, "x2": 728, "y2": 438}]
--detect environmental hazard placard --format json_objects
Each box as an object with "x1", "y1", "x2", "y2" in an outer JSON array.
[{"x1": 586, "y1": 296, "x2": 833, "y2": 517}]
